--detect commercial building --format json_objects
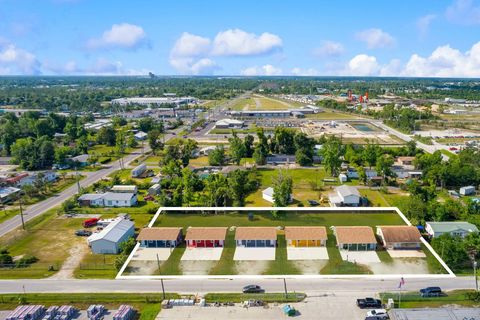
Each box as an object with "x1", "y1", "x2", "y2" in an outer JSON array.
[
  {"x1": 111, "y1": 97, "x2": 196, "y2": 106},
  {"x1": 235, "y1": 227, "x2": 277, "y2": 247},
  {"x1": 285, "y1": 226, "x2": 327, "y2": 247},
  {"x1": 87, "y1": 218, "x2": 135, "y2": 254},
  {"x1": 425, "y1": 221, "x2": 479, "y2": 238},
  {"x1": 185, "y1": 227, "x2": 227, "y2": 248},
  {"x1": 376, "y1": 226, "x2": 422, "y2": 250},
  {"x1": 333, "y1": 226, "x2": 377, "y2": 251},
  {"x1": 214, "y1": 119, "x2": 244, "y2": 129},
  {"x1": 389, "y1": 307, "x2": 480, "y2": 320},
  {"x1": 137, "y1": 227, "x2": 183, "y2": 248}
]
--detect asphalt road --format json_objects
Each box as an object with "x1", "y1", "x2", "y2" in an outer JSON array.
[
  {"x1": 0, "y1": 149, "x2": 148, "y2": 238},
  {"x1": 0, "y1": 277, "x2": 473, "y2": 294}
]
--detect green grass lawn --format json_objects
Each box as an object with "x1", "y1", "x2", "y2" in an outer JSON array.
[
  {"x1": 264, "y1": 234, "x2": 301, "y2": 275},
  {"x1": 0, "y1": 293, "x2": 180, "y2": 320},
  {"x1": 380, "y1": 290, "x2": 479, "y2": 308},
  {"x1": 305, "y1": 111, "x2": 363, "y2": 120},
  {"x1": 204, "y1": 292, "x2": 306, "y2": 303},
  {"x1": 209, "y1": 232, "x2": 236, "y2": 275},
  {"x1": 320, "y1": 234, "x2": 372, "y2": 274},
  {"x1": 73, "y1": 253, "x2": 118, "y2": 279},
  {"x1": 0, "y1": 209, "x2": 20, "y2": 224},
  {"x1": 155, "y1": 244, "x2": 186, "y2": 275},
  {"x1": 359, "y1": 189, "x2": 391, "y2": 207}
]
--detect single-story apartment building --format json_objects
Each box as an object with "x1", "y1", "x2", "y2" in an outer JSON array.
[
  {"x1": 425, "y1": 221, "x2": 479, "y2": 238},
  {"x1": 137, "y1": 227, "x2": 183, "y2": 248},
  {"x1": 262, "y1": 187, "x2": 293, "y2": 204},
  {"x1": 87, "y1": 218, "x2": 135, "y2": 254},
  {"x1": 329, "y1": 185, "x2": 361, "y2": 207},
  {"x1": 131, "y1": 164, "x2": 147, "y2": 178},
  {"x1": 77, "y1": 192, "x2": 137, "y2": 207},
  {"x1": 285, "y1": 226, "x2": 328, "y2": 247},
  {"x1": 235, "y1": 227, "x2": 277, "y2": 247},
  {"x1": 185, "y1": 227, "x2": 227, "y2": 248},
  {"x1": 376, "y1": 226, "x2": 422, "y2": 250},
  {"x1": 334, "y1": 226, "x2": 377, "y2": 251},
  {"x1": 111, "y1": 185, "x2": 138, "y2": 194}
]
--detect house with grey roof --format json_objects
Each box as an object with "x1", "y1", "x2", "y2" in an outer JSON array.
[
  {"x1": 426, "y1": 221, "x2": 479, "y2": 238},
  {"x1": 329, "y1": 185, "x2": 360, "y2": 207},
  {"x1": 77, "y1": 192, "x2": 137, "y2": 207},
  {"x1": 87, "y1": 218, "x2": 135, "y2": 254}
]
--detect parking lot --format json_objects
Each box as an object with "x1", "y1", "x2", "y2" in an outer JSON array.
[
  {"x1": 181, "y1": 248, "x2": 224, "y2": 261},
  {"x1": 157, "y1": 292, "x2": 370, "y2": 320},
  {"x1": 340, "y1": 251, "x2": 381, "y2": 263},
  {"x1": 287, "y1": 247, "x2": 329, "y2": 260},
  {"x1": 131, "y1": 247, "x2": 173, "y2": 261},
  {"x1": 233, "y1": 247, "x2": 276, "y2": 261}
]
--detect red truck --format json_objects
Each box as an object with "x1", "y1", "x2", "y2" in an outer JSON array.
[{"x1": 83, "y1": 218, "x2": 99, "y2": 228}]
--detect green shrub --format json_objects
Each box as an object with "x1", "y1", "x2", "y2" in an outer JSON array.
[{"x1": 15, "y1": 255, "x2": 38, "y2": 268}]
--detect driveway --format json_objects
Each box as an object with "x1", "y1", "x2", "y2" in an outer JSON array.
[
  {"x1": 387, "y1": 250, "x2": 426, "y2": 258},
  {"x1": 339, "y1": 250, "x2": 380, "y2": 263},
  {"x1": 131, "y1": 247, "x2": 174, "y2": 261},
  {"x1": 181, "y1": 248, "x2": 223, "y2": 261},
  {"x1": 233, "y1": 247, "x2": 275, "y2": 261},
  {"x1": 287, "y1": 247, "x2": 329, "y2": 260}
]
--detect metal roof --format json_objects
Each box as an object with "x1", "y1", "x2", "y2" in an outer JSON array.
[
  {"x1": 389, "y1": 307, "x2": 480, "y2": 320},
  {"x1": 78, "y1": 193, "x2": 104, "y2": 201},
  {"x1": 88, "y1": 218, "x2": 134, "y2": 243},
  {"x1": 426, "y1": 221, "x2": 479, "y2": 233},
  {"x1": 336, "y1": 185, "x2": 360, "y2": 197}
]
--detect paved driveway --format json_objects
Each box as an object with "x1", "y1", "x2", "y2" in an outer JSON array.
[
  {"x1": 131, "y1": 247, "x2": 174, "y2": 261},
  {"x1": 181, "y1": 248, "x2": 223, "y2": 261},
  {"x1": 339, "y1": 250, "x2": 380, "y2": 263},
  {"x1": 387, "y1": 250, "x2": 426, "y2": 258},
  {"x1": 233, "y1": 247, "x2": 276, "y2": 261},
  {"x1": 287, "y1": 247, "x2": 329, "y2": 260}
]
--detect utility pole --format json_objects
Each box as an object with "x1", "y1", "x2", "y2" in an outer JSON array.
[
  {"x1": 19, "y1": 197, "x2": 25, "y2": 230},
  {"x1": 75, "y1": 166, "x2": 81, "y2": 194},
  {"x1": 469, "y1": 249, "x2": 478, "y2": 291},
  {"x1": 283, "y1": 278, "x2": 288, "y2": 299},
  {"x1": 157, "y1": 254, "x2": 166, "y2": 299}
]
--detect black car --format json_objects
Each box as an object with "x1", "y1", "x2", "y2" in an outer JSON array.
[
  {"x1": 75, "y1": 229, "x2": 92, "y2": 236},
  {"x1": 242, "y1": 285, "x2": 263, "y2": 293},
  {"x1": 356, "y1": 297, "x2": 382, "y2": 309},
  {"x1": 419, "y1": 287, "x2": 442, "y2": 297}
]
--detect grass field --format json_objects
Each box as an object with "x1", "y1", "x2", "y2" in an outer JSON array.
[
  {"x1": 204, "y1": 292, "x2": 306, "y2": 303},
  {"x1": 380, "y1": 290, "x2": 478, "y2": 308},
  {"x1": 305, "y1": 111, "x2": 363, "y2": 120},
  {"x1": 73, "y1": 253, "x2": 119, "y2": 279},
  {"x1": 0, "y1": 293, "x2": 180, "y2": 320}
]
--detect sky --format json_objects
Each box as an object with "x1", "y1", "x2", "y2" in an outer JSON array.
[{"x1": 1, "y1": 0, "x2": 480, "y2": 77}]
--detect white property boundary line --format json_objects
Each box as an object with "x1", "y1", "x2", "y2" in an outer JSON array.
[{"x1": 116, "y1": 206, "x2": 455, "y2": 280}]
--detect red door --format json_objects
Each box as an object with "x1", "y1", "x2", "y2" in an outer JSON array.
[
  {"x1": 205, "y1": 240, "x2": 214, "y2": 247},
  {"x1": 197, "y1": 240, "x2": 206, "y2": 247}
]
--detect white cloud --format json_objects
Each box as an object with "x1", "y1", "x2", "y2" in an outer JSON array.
[
  {"x1": 416, "y1": 14, "x2": 436, "y2": 38},
  {"x1": 345, "y1": 54, "x2": 380, "y2": 76},
  {"x1": 379, "y1": 59, "x2": 403, "y2": 76},
  {"x1": 0, "y1": 42, "x2": 41, "y2": 75},
  {"x1": 170, "y1": 32, "x2": 211, "y2": 58},
  {"x1": 86, "y1": 23, "x2": 147, "y2": 50},
  {"x1": 291, "y1": 67, "x2": 319, "y2": 76},
  {"x1": 355, "y1": 28, "x2": 396, "y2": 49},
  {"x1": 313, "y1": 41, "x2": 344, "y2": 57},
  {"x1": 446, "y1": 0, "x2": 480, "y2": 25},
  {"x1": 240, "y1": 64, "x2": 282, "y2": 76},
  {"x1": 402, "y1": 42, "x2": 480, "y2": 77},
  {"x1": 212, "y1": 29, "x2": 282, "y2": 56}
]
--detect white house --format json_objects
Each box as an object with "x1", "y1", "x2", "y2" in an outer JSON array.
[
  {"x1": 131, "y1": 164, "x2": 147, "y2": 178},
  {"x1": 134, "y1": 131, "x2": 148, "y2": 141},
  {"x1": 426, "y1": 221, "x2": 479, "y2": 238},
  {"x1": 329, "y1": 185, "x2": 360, "y2": 207},
  {"x1": 77, "y1": 192, "x2": 137, "y2": 207},
  {"x1": 262, "y1": 187, "x2": 293, "y2": 204},
  {"x1": 111, "y1": 185, "x2": 138, "y2": 194},
  {"x1": 87, "y1": 218, "x2": 135, "y2": 254}
]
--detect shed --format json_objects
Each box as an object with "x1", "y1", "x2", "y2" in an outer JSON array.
[
  {"x1": 285, "y1": 226, "x2": 328, "y2": 247},
  {"x1": 148, "y1": 184, "x2": 161, "y2": 195},
  {"x1": 235, "y1": 227, "x2": 277, "y2": 247},
  {"x1": 87, "y1": 218, "x2": 135, "y2": 254},
  {"x1": 185, "y1": 227, "x2": 227, "y2": 248},
  {"x1": 376, "y1": 226, "x2": 421, "y2": 250},
  {"x1": 334, "y1": 226, "x2": 377, "y2": 251},
  {"x1": 339, "y1": 173, "x2": 348, "y2": 183},
  {"x1": 111, "y1": 185, "x2": 138, "y2": 194},
  {"x1": 460, "y1": 186, "x2": 476, "y2": 196},
  {"x1": 137, "y1": 227, "x2": 183, "y2": 248}
]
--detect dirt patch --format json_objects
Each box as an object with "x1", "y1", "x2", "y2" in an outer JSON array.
[
  {"x1": 125, "y1": 260, "x2": 159, "y2": 275},
  {"x1": 49, "y1": 240, "x2": 88, "y2": 279},
  {"x1": 180, "y1": 260, "x2": 216, "y2": 275},
  {"x1": 367, "y1": 258, "x2": 429, "y2": 274},
  {"x1": 293, "y1": 260, "x2": 328, "y2": 275},
  {"x1": 235, "y1": 260, "x2": 269, "y2": 275}
]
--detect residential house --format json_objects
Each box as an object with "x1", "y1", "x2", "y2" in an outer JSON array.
[
  {"x1": 376, "y1": 226, "x2": 422, "y2": 250},
  {"x1": 425, "y1": 221, "x2": 479, "y2": 238},
  {"x1": 131, "y1": 164, "x2": 147, "y2": 178},
  {"x1": 137, "y1": 227, "x2": 183, "y2": 248},
  {"x1": 185, "y1": 227, "x2": 227, "y2": 248},
  {"x1": 285, "y1": 226, "x2": 327, "y2": 247},
  {"x1": 235, "y1": 227, "x2": 277, "y2": 247},
  {"x1": 134, "y1": 131, "x2": 148, "y2": 141},
  {"x1": 0, "y1": 186, "x2": 21, "y2": 204},
  {"x1": 328, "y1": 185, "x2": 361, "y2": 207},
  {"x1": 460, "y1": 186, "x2": 476, "y2": 196},
  {"x1": 396, "y1": 156, "x2": 415, "y2": 167},
  {"x1": 77, "y1": 192, "x2": 137, "y2": 207},
  {"x1": 111, "y1": 185, "x2": 138, "y2": 194},
  {"x1": 87, "y1": 218, "x2": 135, "y2": 254},
  {"x1": 333, "y1": 226, "x2": 377, "y2": 251}
]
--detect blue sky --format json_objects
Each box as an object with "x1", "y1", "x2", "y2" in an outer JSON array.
[{"x1": 1, "y1": 0, "x2": 480, "y2": 77}]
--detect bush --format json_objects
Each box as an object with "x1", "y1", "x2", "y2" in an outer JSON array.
[
  {"x1": 0, "y1": 254, "x2": 13, "y2": 266},
  {"x1": 114, "y1": 255, "x2": 128, "y2": 271},
  {"x1": 15, "y1": 255, "x2": 38, "y2": 268},
  {"x1": 0, "y1": 248, "x2": 8, "y2": 254},
  {"x1": 99, "y1": 157, "x2": 111, "y2": 164}
]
